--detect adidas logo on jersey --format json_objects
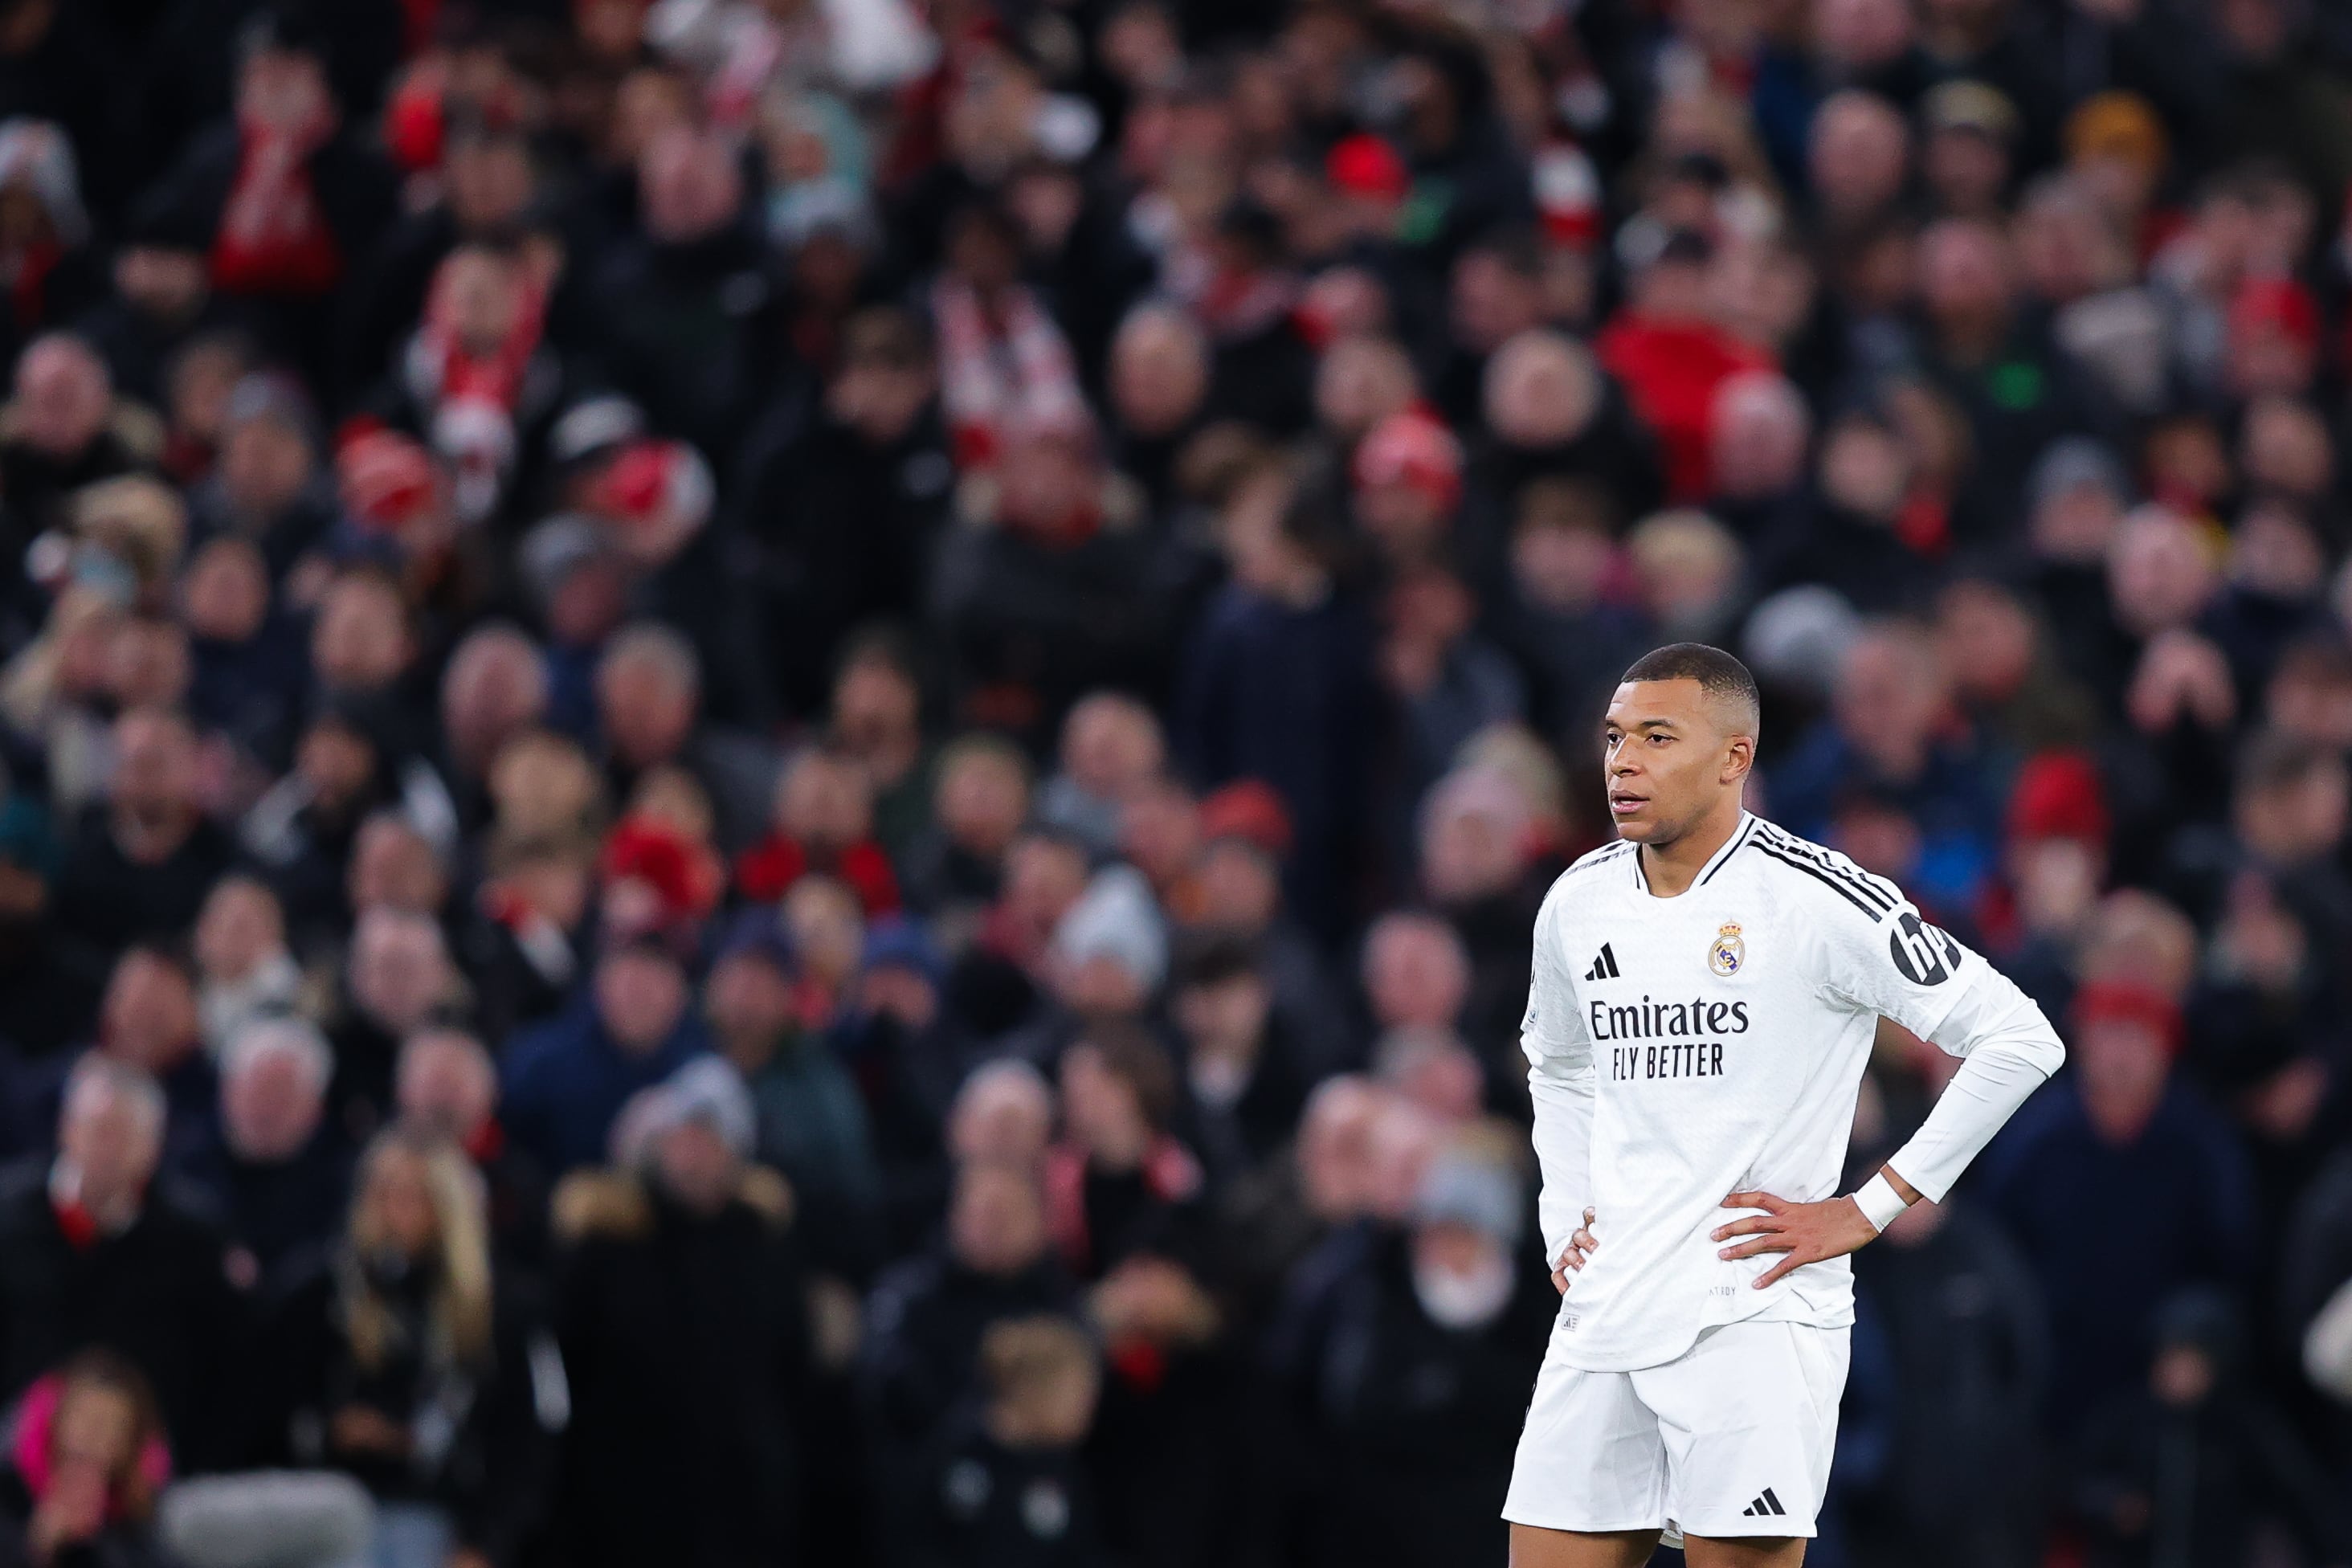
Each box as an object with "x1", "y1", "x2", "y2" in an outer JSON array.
[
  {"x1": 1742, "y1": 1488, "x2": 1787, "y2": 1518},
  {"x1": 1584, "y1": 944, "x2": 1621, "y2": 982}
]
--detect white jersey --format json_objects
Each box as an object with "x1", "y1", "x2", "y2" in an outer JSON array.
[{"x1": 1522, "y1": 812, "x2": 2019, "y2": 1373}]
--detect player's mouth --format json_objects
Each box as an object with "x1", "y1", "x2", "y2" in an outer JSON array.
[{"x1": 1608, "y1": 790, "x2": 1648, "y2": 818}]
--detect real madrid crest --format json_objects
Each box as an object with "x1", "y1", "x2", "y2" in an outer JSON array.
[{"x1": 1709, "y1": 921, "x2": 1746, "y2": 978}]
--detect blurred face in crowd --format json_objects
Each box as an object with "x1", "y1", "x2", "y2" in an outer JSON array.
[
  {"x1": 1109, "y1": 308, "x2": 1208, "y2": 439},
  {"x1": 1060, "y1": 1043, "x2": 1153, "y2": 1170},
  {"x1": 312, "y1": 574, "x2": 412, "y2": 693},
  {"x1": 396, "y1": 1029, "x2": 496, "y2": 1143},
  {"x1": 597, "y1": 641, "x2": 697, "y2": 769},
  {"x1": 167, "y1": 337, "x2": 248, "y2": 449},
  {"x1": 2240, "y1": 396, "x2": 2333, "y2": 502},
  {"x1": 100, "y1": 950, "x2": 198, "y2": 1071},
  {"x1": 1314, "y1": 335, "x2": 1416, "y2": 443},
  {"x1": 238, "y1": 43, "x2": 333, "y2": 132},
  {"x1": 361, "y1": 1142, "x2": 441, "y2": 1260},
  {"x1": 639, "y1": 126, "x2": 742, "y2": 244},
  {"x1": 652, "y1": 1118, "x2": 738, "y2": 1214},
  {"x1": 1362, "y1": 915, "x2": 1468, "y2": 1031},
  {"x1": 108, "y1": 619, "x2": 191, "y2": 713},
  {"x1": 936, "y1": 745, "x2": 1028, "y2": 861},
  {"x1": 2236, "y1": 753, "x2": 2349, "y2": 864},
  {"x1": 218, "y1": 410, "x2": 313, "y2": 517},
  {"x1": 950, "y1": 1064, "x2": 1053, "y2": 1167},
  {"x1": 181, "y1": 538, "x2": 271, "y2": 644},
  {"x1": 1935, "y1": 578, "x2": 2037, "y2": 708},
  {"x1": 2031, "y1": 472, "x2": 2125, "y2": 563},
  {"x1": 1819, "y1": 415, "x2": 1910, "y2": 521},
  {"x1": 1834, "y1": 627, "x2": 1947, "y2": 773},
  {"x1": 59, "y1": 1072, "x2": 161, "y2": 1221},
  {"x1": 443, "y1": 628, "x2": 548, "y2": 776},
  {"x1": 1174, "y1": 969, "x2": 1269, "y2": 1068},
  {"x1": 47, "y1": 1378, "x2": 140, "y2": 1494},
  {"x1": 1510, "y1": 493, "x2": 1613, "y2": 614},
  {"x1": 351, "y1": 911, "x2": 451, "y2": 1034},
  {"x1": 1918, "y1": 219, "x2": 2014, "y2": 345},
  {"x1": 1422, "y1": 796, "x2": 1525, "y2": 905},
  {"x1": 2014, "y1": 180, "x2": 2123, "y2": 304},
  {"x1": 1815, "y1": 0, "x2": 1913, "y2": 68},
  {"x1": 1809, "y1": 92, "x2": 1909, "y2": 223},
  {"x1": 833, "y1": 656, "x2": 921, "y2": 766},
  {"x1": 1378, "y1": 1027, "x2": 1483, "y2": 1124},
  {"x1": 1119, "y1": 777, "x2": 1198, "y2": 891},
  {"x1": 110, "y1": 708, "x2": 196, "y2": 823},
  {"x1": 829, "y1": 342, "x2": 936, "y2": 445},
  {"x1": 2107, "y1": 507, "x2": 2217, "y2": 639},
  {"x1": 438, "y1": 247, "x2": 529, "y2": 357},
  {"x1": 14, "y1": 335, "x2": 111, "y2": 459},
  {"x1": 446, "y1": 133, "x2": 535, "y2": 231},
  {"x1": 1062, "y1": 694, "x2": 1163, "y2": 801},
  {"x1": 194, "y1": 876, "x2": 285, "y2": 984},
  {"x1": 296, "y1": 717, "x2": 378, "y2": 813},
  {"x1": 1484, "y1": 331, "x2": 1598, "y2": 450},
  {"x1": 1924, "y1": 125, "x2": 2008, "y2": 218},
  {"x1": 1709, "y1": 373, "x2": 1810, "y2": 501},
  {"x1": 2267, "y1": 646, "x2": 2352, "y2": 751},
  {"x1": 595, "y1": 947, "x2": 688, "y2": 1052},
  {"x1": 706, "y1": 950, "x2": 795, "y2": 1051},
  {"x1": 782, "y1": 876, "x2": 864, "y2": 995},
  {"x1": 1002, "y1": 834, "x2": 1089, "y2": 944},
  {"x1": 1451, "y1": 247, "x2": 1544, "y2": 355},
  {"x1": 2075, "y1": 1017, "x2": 2171, "y2": 1145},
  {"x1": 1297, "y1": 1076, "x2": 1382, "y2": 1221},
  {"x1": 223, "y1": 1035, "x2": 325, "y2": 1163},
  {"x1": 778, "y1": 750, "x2": 872, "y2": 851},
  {"x1": 349, "y1": 815, "x2": 447, "y2": 917},
  {"x1": 1194, "y1": 839, "x2": 1280, "y2": 933},
  {"x1": 1412, "y1": 1218, "x2": 1513, "y2": 1330},
  {"x1": 115, "y1": 244, "x2": 208, "y2": 322},
  {"x1": 949, "y1": 1162, "x2": 1049, "y2": 1276}
]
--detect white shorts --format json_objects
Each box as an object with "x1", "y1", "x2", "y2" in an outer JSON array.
[{"x1": 1502, "y1": 1318, "x2": 1849, "y2": 1545}]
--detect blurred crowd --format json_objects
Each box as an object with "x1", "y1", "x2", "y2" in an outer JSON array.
[{"x1": 0, "y1": 0, "x2": 2348, "y2": 1566}]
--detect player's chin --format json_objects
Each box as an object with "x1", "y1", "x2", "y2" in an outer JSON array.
[{"x1": 1608, "y1": 809, "x2": 1660, "y2": 840}]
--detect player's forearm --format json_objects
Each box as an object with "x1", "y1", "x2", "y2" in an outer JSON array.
[
  {"x1": 1527, "y1": 1058, "x2": 1595, "y2": 1258},
  {"x1": 1883, "y1": 970, "x2": 2064, "y2": 1203}
]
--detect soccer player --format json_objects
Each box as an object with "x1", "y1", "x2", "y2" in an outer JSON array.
[{"x1": 1505, "y1": 644, "x2": 2064, "y2": 1567}]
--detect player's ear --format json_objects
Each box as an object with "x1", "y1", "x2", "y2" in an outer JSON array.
[{"x1": 1721, "y1": 732, "x2": 1755, "y2": 784}]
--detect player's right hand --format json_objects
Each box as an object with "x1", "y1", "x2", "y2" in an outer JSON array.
[{"x1": 1552, "y1": 1207, "x2": 1599, "y2": 1294}]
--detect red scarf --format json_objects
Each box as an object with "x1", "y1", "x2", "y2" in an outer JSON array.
[
  {"x1": 211, "y1": 105, "x2": 343, "y2": 297},
  {"x1": 413, "y1": 260, "x2": 546, "y2": 414}
]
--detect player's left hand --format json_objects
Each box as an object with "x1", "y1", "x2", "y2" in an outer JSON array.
[{"x1": 1713, "y1": 1190, "x2": 1881, "y2": 1288}]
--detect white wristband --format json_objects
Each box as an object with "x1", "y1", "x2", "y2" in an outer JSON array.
[{"x1": 1850, "y1": 1173, "x2": 1910, "y2": 1234}]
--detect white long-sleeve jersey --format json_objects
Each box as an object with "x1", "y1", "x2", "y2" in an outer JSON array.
[{"x1": 1523, "y1": 813, "x2": 2064, "y2": 1372}]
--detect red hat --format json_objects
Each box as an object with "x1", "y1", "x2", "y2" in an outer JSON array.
[
  {"x1": 2070, "y1": 980, "x2": 2183, "y2": 1057},
  {"x1": 1352, "y1": 407, "x2": 1462, "y2": 512},
  {"x1": 594, "y1": 439, "x2": 714, "y2": 531},
  {"x1": 600, "y1": 814, "x2": 723, "y2": 930},
  {"x1": 1533, "y1": 142, "x2": 1601, "y2": 249},
  {"x1": 1326, "y1": 133, "x2": 1411, "y2": 204},
  {"x1": 2007, "y1": 749, "x2": 2109, "y2": 847},
  {"x1": 2228, "y1": 276, "x2": 2320, "y2": 351},
  {"x1": 1198, "y1": 779, "x2": 1292, "y2": 860},
  {"x1": 336, "y1": 429, "x2": 440, "y2": 532}
]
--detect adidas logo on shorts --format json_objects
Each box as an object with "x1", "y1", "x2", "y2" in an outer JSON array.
[{"x1": 1741, "y1": 1488, "x2": 1788, "y2": 1518}]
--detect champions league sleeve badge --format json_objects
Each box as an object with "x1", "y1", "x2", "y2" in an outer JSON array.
[{"x1": 1709, "y1": 921, "x2": 1746, "y2": 977}]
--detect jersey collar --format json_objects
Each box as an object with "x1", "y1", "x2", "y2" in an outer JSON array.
[{"x1": 1630, "y1": 812, "x2": 1757, "y2": 896}]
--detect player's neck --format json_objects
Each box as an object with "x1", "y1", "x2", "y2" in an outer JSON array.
[{"x1": 1635, "y1": 802, "x2": 1746, "y2": 898}]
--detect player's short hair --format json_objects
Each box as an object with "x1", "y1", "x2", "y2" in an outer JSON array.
[{"x1": 1620, "y1": 643, "x2": 1762, "y2": 737}]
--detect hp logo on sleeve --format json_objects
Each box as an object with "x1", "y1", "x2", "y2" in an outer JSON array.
[{"x1": 1888, "y1": 912, "x2": 1962, "y2": 986}]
